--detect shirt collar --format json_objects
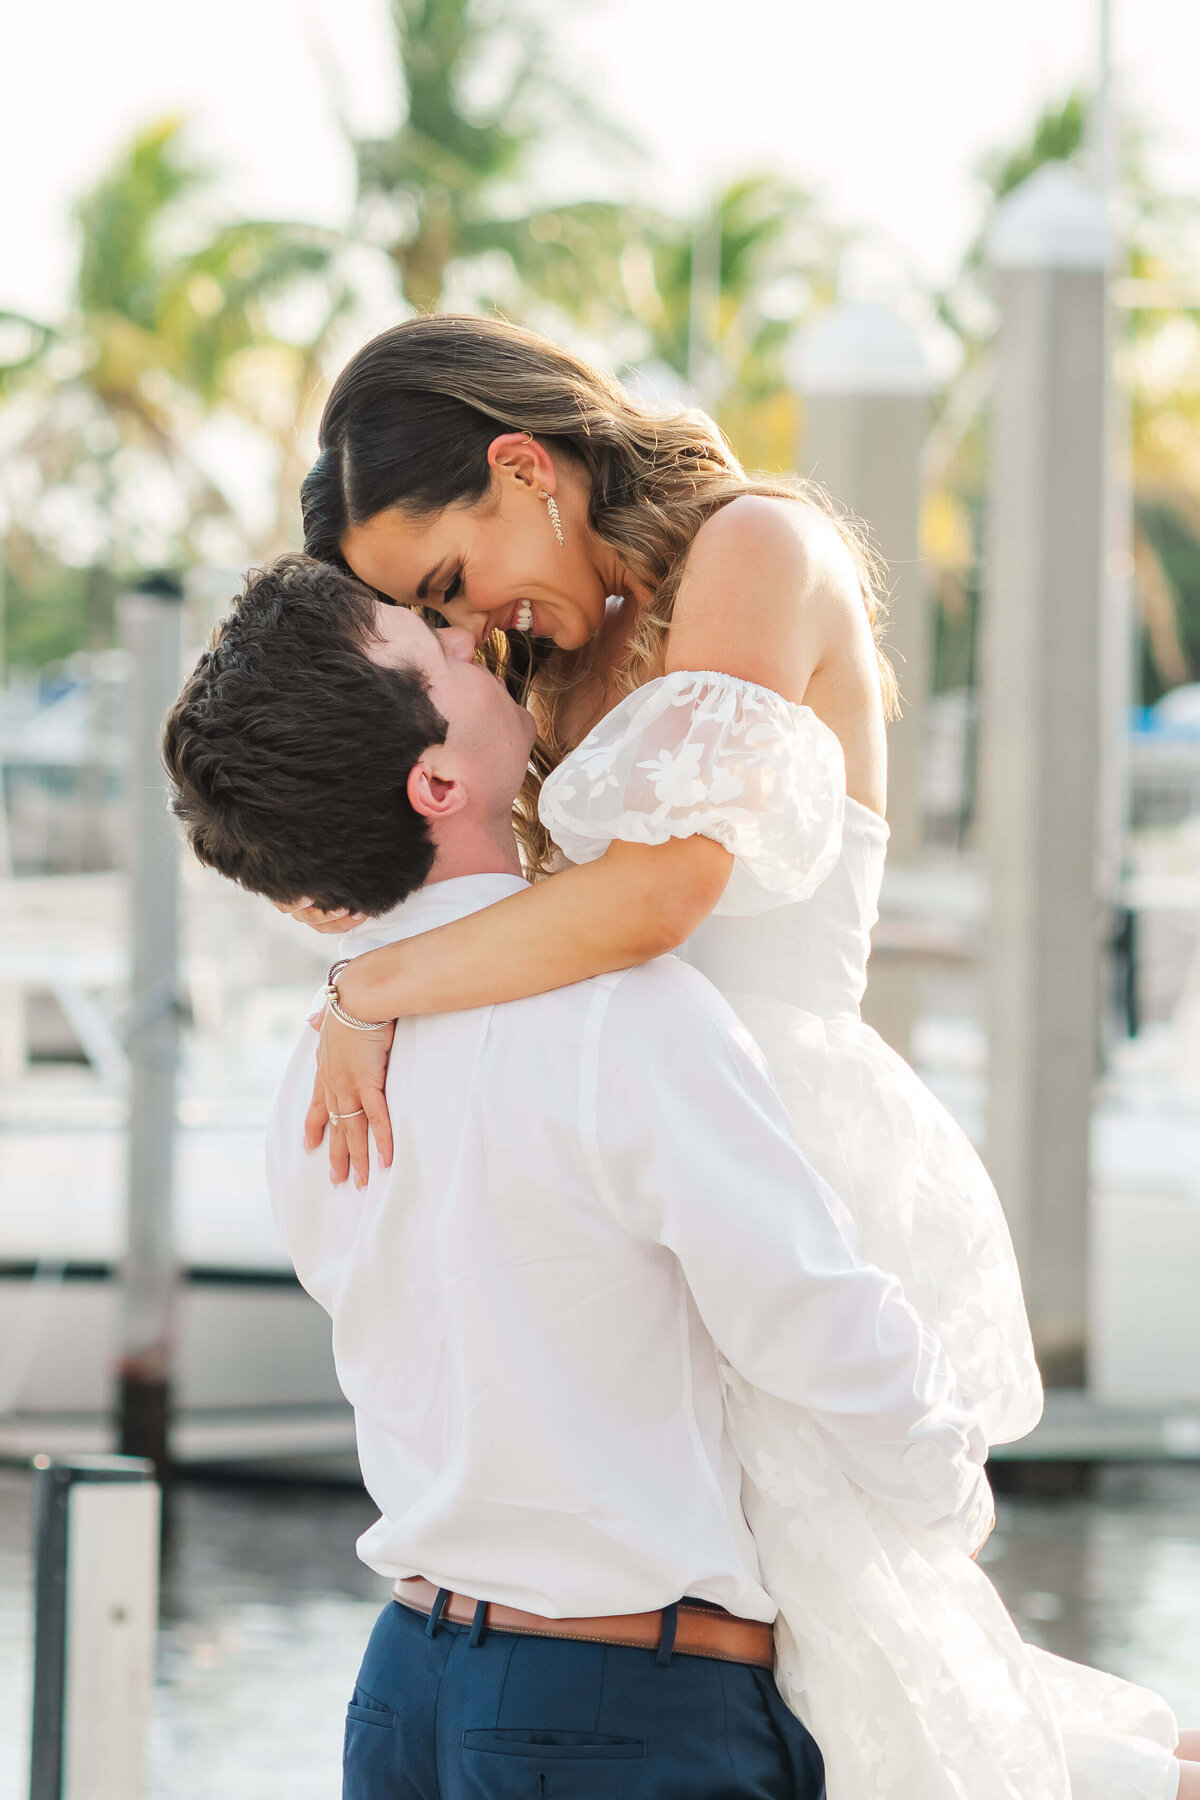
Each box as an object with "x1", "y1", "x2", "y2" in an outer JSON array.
[{"x1": 338, "y1": 871, "x2": 529, "y2": 953}]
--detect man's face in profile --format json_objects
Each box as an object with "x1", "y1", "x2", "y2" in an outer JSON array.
[{"x1": 365, "y1": 604, "x2": 537, "y2": 818}]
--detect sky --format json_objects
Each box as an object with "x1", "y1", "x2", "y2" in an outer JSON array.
[{"x1": 5, "y1": 0, "x2": 1200, "y2": 324}]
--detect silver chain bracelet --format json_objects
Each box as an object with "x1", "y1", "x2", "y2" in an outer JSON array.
[{"x1": 324, "y1": 959, "x2": 394, "y2": 1033}]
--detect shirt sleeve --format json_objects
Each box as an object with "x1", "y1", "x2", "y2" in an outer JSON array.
[{"x1": 590, "y1": 959, "x2": 992, "y2": 1551}]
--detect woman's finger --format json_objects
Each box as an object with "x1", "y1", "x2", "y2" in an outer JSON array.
[
  {"x1": 283, "y1": 900, "x2": 368, "y2": 933},
  {"x1": 361, "y1": 1089, "x2": 393, "y2": 1171},
  {"x1": 327, "y1": 1121, "x2": 351, "y2": 1187},
  {"x1": 310, "y1": 914, "x2": 367, "y2": 936},
  {"x1": 304, "y1": 1081, "x2": 329, "y2": 1150},
  {"x1": 341, "y1": 1110, "x2": 372, "y2": 1187}
]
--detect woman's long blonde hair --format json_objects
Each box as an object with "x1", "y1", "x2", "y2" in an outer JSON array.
[{"x1": 302, "y1": 313, "x2": 894, "y2": 874}]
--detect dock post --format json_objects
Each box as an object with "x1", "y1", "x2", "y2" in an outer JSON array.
[
  {"x1": 29, "y1": 1454, "x2": 159, "y2": 1800},
  {"x1": 118, "y1": 573, "x2": 184, "y2": 1478},
  {"x1": 980, "y1": 165, "x2": 1114, "y2": 1385},
  {"x1": 793, "y1": 300, "x2": 934, "y2": 1054}
]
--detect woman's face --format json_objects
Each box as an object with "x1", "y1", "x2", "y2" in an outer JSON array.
[{"x1": 340, "y1": 435, "x2": 614, "y2": 653}]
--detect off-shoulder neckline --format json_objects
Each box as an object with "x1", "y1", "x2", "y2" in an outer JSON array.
[
  {"x1": 657, "y1": 669, "x2": 890, "y2": 838},
  {"x1": 844, "y1": 795, "x2": 890, "y2": 838},
  {"x1": 659, "y1": 666, "x2": 818, "y2": 712}
]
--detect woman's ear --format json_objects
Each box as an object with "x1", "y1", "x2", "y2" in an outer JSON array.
[
  {"x1": 406, "y1": 756, "x2": 468, "y2": 821},
  {"x1": 487, "y1": 431, "x2": 557, "y2": 494}
]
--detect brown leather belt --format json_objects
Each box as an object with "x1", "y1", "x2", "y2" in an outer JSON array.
[{"x1": 393, "y1": 1577, "x2": 775, "y2": 1671}]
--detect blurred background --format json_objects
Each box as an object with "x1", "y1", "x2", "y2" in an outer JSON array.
[{"x1": 4, "y1": 1, "x2": 1200, "y2": 1795}]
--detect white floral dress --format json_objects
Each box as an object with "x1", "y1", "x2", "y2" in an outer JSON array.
[{"x1": 540, "y1": 670, "x2": 1180, "y2": 1800}]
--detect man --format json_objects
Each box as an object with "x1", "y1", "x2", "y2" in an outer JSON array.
[{"x1": 164, "y1": 554, "x2": 992, "y2": 1800}]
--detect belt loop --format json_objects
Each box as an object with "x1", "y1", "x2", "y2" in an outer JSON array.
[
  {"x1": 425, "y1": 1588, "x2": 451, "y2": 1639},
  {"x1": 655, "y1": 1602, "x2": 679, "y2": 1668},
  {"x1": 468, "y1": 1599, "x2": 489, "y2": 1648}
]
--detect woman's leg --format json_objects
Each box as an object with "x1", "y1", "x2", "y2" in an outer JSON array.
[{"x1": 1173, "y1": 1725, "x2": 1200, "y2": 1800}]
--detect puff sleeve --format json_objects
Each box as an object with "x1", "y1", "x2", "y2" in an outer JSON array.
[{"x1": 539, "y1": 671, "x2": 847, "y2": 916}]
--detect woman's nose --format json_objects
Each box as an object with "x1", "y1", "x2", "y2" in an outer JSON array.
[
  {"x1": 440, "y1": 597, "x2": 494, "y2": 646},
  {"x1": 443, "y1": 625, "x2": 480, "y2": 661}
]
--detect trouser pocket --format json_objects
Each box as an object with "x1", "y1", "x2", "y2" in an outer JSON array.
[
  {"x1": 343, "y1": 1686, "x2": 401, "y2": 1800},
  {"x1": 458, "y1": 1730, "x2": 647, "y2": 1799},
  {"x1": 461, "y1": 1730, "x2": 644, "y2": 1761},
  {"x1": 347, "y1": 1686, "x2": 396, "y2": 1728}
]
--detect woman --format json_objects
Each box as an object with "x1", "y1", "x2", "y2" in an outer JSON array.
[{"x1": 290, "y1": 314, "x2": 1189, "y2": 1799}]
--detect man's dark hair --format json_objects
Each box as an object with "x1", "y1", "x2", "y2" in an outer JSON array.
[{"x1": 162, "y1": 555, "x2": 447, "y2": 915}]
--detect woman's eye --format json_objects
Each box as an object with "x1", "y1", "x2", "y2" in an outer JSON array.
[{"x1": 443, "y1": 570, "x2": 463, "y2": 603}]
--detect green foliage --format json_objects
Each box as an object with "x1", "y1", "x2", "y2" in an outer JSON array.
[
  {"x1": 350, "y1": 0, "x2": 640, "y2": 315},
  {"x1": 75, "y1": 116, "x2": 207, "y2": 330},
  {"x1": 1138, "y1": 504, "x2": 1200, "y2": 702},
  {"x1": 632, "y1": 174, "x2": 840, "y2": 470},
  {"x1": 979, "y1": 92, "x2": 1087, "y2": 203},
  {"x1": 930, "y1": 90, "x2": 1200, "y2": 701},
  {"x1": 60, "y1": 118, "x2": 338, "y2": 420},
  {"x1": 930, "y1": 498, "x2": 985, "y2": 696},
  {"x1": 660, "y1": 178, "x2": 836, "y2": 367},
  {"x1": 344, "y1": 0, "x2": 840, "y2": 472},
  {"x1": 0, "y1": 118, "x2": 347, "y2": 665},
  {"x1": 0, "y1": 558, "x2": 113, "y2": 669},
  {"x1": 0, "y1": 311, "x2": 56, "y2": 398}
]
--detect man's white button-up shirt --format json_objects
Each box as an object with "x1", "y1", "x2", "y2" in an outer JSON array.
[{"x1": 267, "y1": 873, "x2": 990, "y2": 1622}]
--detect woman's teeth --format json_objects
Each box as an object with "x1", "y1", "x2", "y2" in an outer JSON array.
[{"x1": 514, "y1": 602, "x2": 533, "y2": 632}]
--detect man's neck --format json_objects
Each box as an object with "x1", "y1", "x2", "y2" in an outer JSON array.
[{"x1": 424, "y1": 815, "x2": 524, "y2": 887}]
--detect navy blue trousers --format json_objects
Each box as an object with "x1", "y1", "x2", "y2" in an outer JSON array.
[{"x1": 343, "y1": 1597, "x2": 825, "y2": 1799}]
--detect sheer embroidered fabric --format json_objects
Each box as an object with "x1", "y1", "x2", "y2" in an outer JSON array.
[
  {"x1": 540, "y1": 670, "x2": 1180, "y2": 1800},
  {"x1": 540, "y1": 671, "x2": 846, "y2": 916}
]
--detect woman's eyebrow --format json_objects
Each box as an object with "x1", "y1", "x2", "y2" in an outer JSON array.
[{"x1": 415, "y1": 561, "x2": 444, "y2": 601}]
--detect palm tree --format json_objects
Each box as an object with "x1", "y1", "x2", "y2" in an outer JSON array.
[
  {"x1": 345, "y1": 2, "x2": 845, "y2": 473},
  {"x1": 0, "y1": 117, "x2": 344, "y2": 596},
  {"x1": 630, "y1": 174, "x2": 843, "y2": 471},
  {"x1": 929, "y1": 93, "x2": 1200, "y2": 702},
  {"x1": 347, "y1": 0, "x2": 645, "y2": 324}
]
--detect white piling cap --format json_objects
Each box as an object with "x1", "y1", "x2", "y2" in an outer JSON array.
[
  {"x1": 988, "y1": 162, "x2": 1113, "y2": 271},
  {"x1": 788, "y1": 300, "x2": 933, "y2": 397}
]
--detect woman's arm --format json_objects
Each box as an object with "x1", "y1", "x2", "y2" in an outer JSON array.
[
  {"x1": 312, "y1": 837, "x2": 730, "y2": 1187},
  {"x1": 314, "y1": 495, "x2": 860, "y2": 1184},
  {"x1": 334, "y1": 494, "x2": 846, "y2": 1030},
  {"x1": 341, "y1": 836, "x2": 732, "y2": 1019}
]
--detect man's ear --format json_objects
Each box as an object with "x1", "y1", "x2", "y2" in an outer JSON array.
[
  {"x1": 487, "y1": 431, "x2": 557, "y2": 495},
  {"x1": 406, "y1": 755, "x2": 468, "y2": 821}
]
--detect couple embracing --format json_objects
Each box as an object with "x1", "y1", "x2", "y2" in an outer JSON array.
[{"x1": 164, "y1": 315, "x2": 1189, "y2": 1800}]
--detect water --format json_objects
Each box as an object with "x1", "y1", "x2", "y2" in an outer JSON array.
[
  {"x1": 0, "y1": 1472, "x2": 387, "y2": 1800},
  {"x1": 3, "y1": 1465, "x2": 1200, "y2": 1797}
]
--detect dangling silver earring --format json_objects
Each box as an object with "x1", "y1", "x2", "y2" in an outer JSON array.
[{"x1": 542, "y1": 491, "x2": 565, "y2": 548}]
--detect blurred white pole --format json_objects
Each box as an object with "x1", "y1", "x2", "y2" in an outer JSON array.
[
  {"x1": 687, "y1": 199, "x2": 722, "y2": 412},
  {"x1": 1091, "y1": 0, "x2": 1134, "y2": 994},
  {"x1": 118, "y1": 574, "x2": 184, "y2": 1477},
  {"x1": 1091, "y1": 0, "x2": 1114, "y2": 201},
  {"x1": 0, "y1": 539, "x2": 12, "y2": 879},
  {"x1": 30, "y1": 1454, "x2": 159, "y2": 1800},
  {"x1": 793, "y1": 301, "x2": 934, "y2": 862},
  {"x1": 981, "y1": 167, "x2": 1114, "y2": 1385},
  {"x1": 792, "y1": 301, "x2": 934, "y2": 1055}
]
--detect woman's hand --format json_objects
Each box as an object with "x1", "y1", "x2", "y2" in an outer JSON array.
[
  {"x1": 305, "y1": 1009, "x2": 395, "y2": 1186},
  {"x1": 275, "y1": 896, "x2": 367, "y2": 935}
]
